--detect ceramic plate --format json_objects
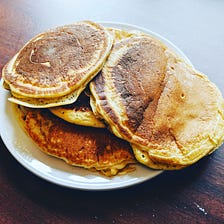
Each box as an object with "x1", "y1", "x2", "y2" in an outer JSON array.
[{"x1": 0, "y1": 22, "x2": 192, "y2": 190}]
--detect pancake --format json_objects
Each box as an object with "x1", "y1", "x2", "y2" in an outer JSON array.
[
  {"x1": 90, "y1": 34, "x2": 224, "y2": 169},
  {"x1": 2, "y1": 21, "x2": 113, "y2": 108},
  {"x1": 16, "y1": 105, "x2": 136, "y2": 176},
  {"x1": 50, "y1": 90, "x2": 105, "y2": 128}
]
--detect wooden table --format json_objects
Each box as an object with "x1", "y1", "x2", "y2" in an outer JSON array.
[{"x1": 0, "y1": 1, "x2": 223, "y2": 223}]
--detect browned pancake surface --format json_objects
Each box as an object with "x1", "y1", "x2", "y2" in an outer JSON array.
[
  {"x1": 112, "y1": 37, "x2": 167, "y2": 133},
  {"x1": 91, "y1": 36, "x2": 168, "y2": 141},
  {"x1": 17, "y1": 106, "x2": 135, "y2": 176},
  {"x1": 90, "y1": 35, "x2": 224, "y2": 168},
  {"x1": 3, "y1": 21, "x2": 112, "y2": 98}
]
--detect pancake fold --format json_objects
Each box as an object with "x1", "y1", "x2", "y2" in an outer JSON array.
[{"x1": 90, "y1": 34, "x2": 224, "y2": 169}]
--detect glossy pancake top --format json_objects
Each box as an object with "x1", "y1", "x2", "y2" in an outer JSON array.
[
  {"x1": 90, "y1": 35, "x2": 224, "y2": 168},
  {"x1": 3, "y1": 21, "x2": 113, "y2": 99}
]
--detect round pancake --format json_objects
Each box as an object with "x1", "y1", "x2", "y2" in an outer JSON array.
[
  {"x1": 2, "y1": 21, "x2": 113, "y2": 107},
  {"x1": 90, "y1": 34, "x2": 224, "y2": 169},
  {"x1": 16, "y1": 105, "x2": 136, "y2": 176},
  {"x1": 50, "y1": 90, "x2": 105, "y2": 128}
]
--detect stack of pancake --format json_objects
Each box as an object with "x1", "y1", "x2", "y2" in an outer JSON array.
[{"x1": 2, "y1": 21, "x2": 224, "y2": 176}]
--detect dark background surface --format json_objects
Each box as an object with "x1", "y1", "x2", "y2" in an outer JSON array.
[{"x1": 0, "y1": 1, "x2": 224, "y2": 223}]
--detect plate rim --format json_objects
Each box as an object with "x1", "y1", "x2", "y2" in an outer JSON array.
[
  {"x1": 0, "y1": 22, "x2": 193, "y2": 190},
  {"x1": 99, "y1": 21, "x2": 193, "y2": 66}
]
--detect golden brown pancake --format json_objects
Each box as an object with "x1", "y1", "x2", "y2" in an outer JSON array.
[
  {"x1": 50, "y1": 90, "x2": 105, "y2": 128},
  {"x1": 16, "y1": 105, "x2": 136, "y2": 176},
  {"x1": 2, "y1": 21, "x2": 113, "y2": 108},
  {"x1": 90, "y1": 35, "x2": 224, "y2": 169}
]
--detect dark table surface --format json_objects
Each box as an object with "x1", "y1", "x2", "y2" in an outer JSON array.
[{"x1": 0, "y1": 1, "x2": 224, "y2": 223}]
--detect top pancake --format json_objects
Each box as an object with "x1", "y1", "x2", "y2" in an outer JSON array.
[
  {"x1": 90, "y1": 34, "x2": 224, "y2": 169},
  {"x1": 2, "y1": 21, "x2": 113, "y2": 103}
]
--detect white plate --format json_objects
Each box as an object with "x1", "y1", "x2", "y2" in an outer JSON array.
[{"x1": 0, "y1": 22, "x2": 192, "y2": 190}]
